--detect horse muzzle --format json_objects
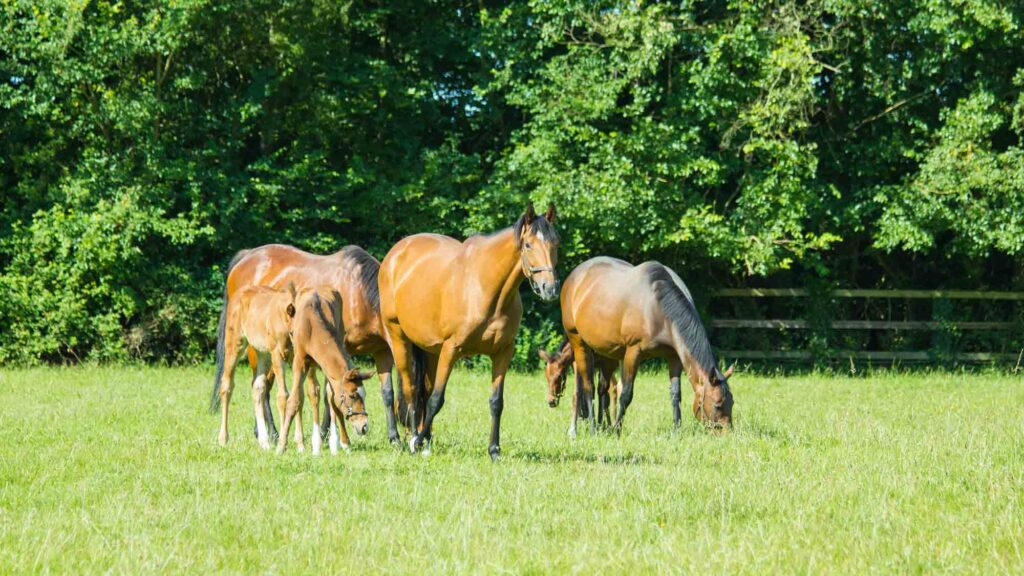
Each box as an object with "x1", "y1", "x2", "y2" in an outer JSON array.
[{"x1": 537, "y1": 280, "x2": 560, "y2": 302}]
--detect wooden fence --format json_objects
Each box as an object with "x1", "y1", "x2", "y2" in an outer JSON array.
[{"x1": 710, "y1": 289, "x2": 1024, "y2": 365}]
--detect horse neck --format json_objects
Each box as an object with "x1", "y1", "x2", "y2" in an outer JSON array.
[
  {"x1": 474, "y1": 227, "x2": 525, "y2": 312},
  {"x1": 670, "y1": 326, "x2": 713, "y2": 387}
]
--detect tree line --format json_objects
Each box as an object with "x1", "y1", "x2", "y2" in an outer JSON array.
[{"x1": 2, "y1": 0, "x2": 1023, "y2": 366}]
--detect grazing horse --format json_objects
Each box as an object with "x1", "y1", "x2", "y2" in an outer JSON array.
[
  {"x1": 379, "y1": 203, "x2": 560, "y2": 460},
  {"x1": 276, "y1": 288, "x2": 373, "y2": 455},
  {"x1": 209, "y1": 244, "x2": 400, "y2": 445},
  {"x1": 538, "y1": 341, "x2": 620, "y2": 429},
  {"x1": 215, "y1": 284, "x2": 297, "y2": 449},
  {"x1": 560, "y1": 257, "x2": 733, "y2": 436}
]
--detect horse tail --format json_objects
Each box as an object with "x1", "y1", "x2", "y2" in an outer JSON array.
[
  {"x1": 648, "y1": 263, "x2": 721, "y2": 381},
  {"x1": 575, "y1": 369, "x2": 590, "y2": 419},
  {"x1": 210, "y1": 249, "x2": 249, "y2": 413}
]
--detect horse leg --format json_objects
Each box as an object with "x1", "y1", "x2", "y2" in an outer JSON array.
[
  {"x1": 305, "y1": 366, "x2": 322, "y2": 455},
  {"x1": 276, "y1": 347, "x2": 306, "y2": 455},
  {"x1": 569, "y1": 368, "x2": 580, "y2": 439},
  {"x1": 383, "y1": 324, "x2": 418, "y2": 443},
  {"x1": 315, "y1": 370, "x2": 331, "y2": 442},
  {"x1": 609, "y1": 365, "x2": 620, "y2": 425},
  {"x1": 251, "y1": 353, "x2": 273, "y2": 450},
  {"x1": 486, "y1": 347, "x2": 513, "y2": 462},
  {"x1": 598, "y1": 359, "x2": 616, "y2": 429},
  {"x1": 374, "y1": 351, "x2": 401, "y2": 447},
  {"x1": 613, "y1": 347, "x2": 641, "y2": 435},
  {"x1": 249, "y1": 345, "x2": 278, "y2": 443},
  {"x1": 568, "y1": 336, "x2": 597, "y2": 436},
  {"x1": 327, "y1": 389, "x2": 341, "y2": 454},
  {"x1": 668, "y1": 356, "x2": 684, "y2": 430},
  {"x1": 414, "y1": 347, "x2": 452, "y2": 455},
  {"x1": 273, "y1": 347, "x2": 300, "y2": 452},
  {"x1": 218, "y1": 328, "x2": 241, "y2": 446}
]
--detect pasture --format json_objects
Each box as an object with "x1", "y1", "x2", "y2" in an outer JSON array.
[{"x1": 1, "y1": 367, "x2": 1022, "y2": 573}]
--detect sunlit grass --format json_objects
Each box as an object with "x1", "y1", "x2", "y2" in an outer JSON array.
[{"x1": 1, "y1": 367, "x2": 1021, "y2": 573}]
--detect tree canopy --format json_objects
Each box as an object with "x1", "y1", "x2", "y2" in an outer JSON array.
[{"x1": 2, "y1": 0, "x2": 1023, "y2": 365}]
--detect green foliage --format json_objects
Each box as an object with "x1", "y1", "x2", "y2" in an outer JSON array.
[{"x1": 2, "y1": 0, "x2": 1023, "y2": 364}]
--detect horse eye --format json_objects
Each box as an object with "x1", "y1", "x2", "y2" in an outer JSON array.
[{"x1": 524, "y1": 242, "x2": 532, "y2": 249}]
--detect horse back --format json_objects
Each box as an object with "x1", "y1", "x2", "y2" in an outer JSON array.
[
  {"x1": 561, "y1": 258, "x2": 671, "y2": 358},
  {"x1": 226, "y1": 243, "x2": 386, "y2": 350}
]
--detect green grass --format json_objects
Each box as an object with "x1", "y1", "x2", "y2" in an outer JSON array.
[{"x1": 1, "y1": 367, "x2": 1022, "y2": 574}]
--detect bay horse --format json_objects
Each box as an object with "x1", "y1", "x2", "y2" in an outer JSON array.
[
  {"x1": 560, "y1": 257, "x2": 733, "y2": 435},
  {"x1": 215, "y1": 284, "x2": 298, "y2": 449},
  {"x1": 276, "y1": 288, "x2": 374, "y2": 455},
  {"x1": 209, "y1": 244, "x2": 400, "y2": 445},
  {"x1": 378, "y1": 203, "x2": 560, "y2": 460},
  {"x1": 538, "y1": 341, "x2": 620, "y2": 433}
]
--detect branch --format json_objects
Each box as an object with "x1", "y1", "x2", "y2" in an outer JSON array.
[{"x1": 849, "y1": 84, "x2": 943, "y2": 133}]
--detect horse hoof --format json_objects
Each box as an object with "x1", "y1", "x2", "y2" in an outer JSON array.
[
  {"x1": 312, "y1": 445, "x2": 321, "y2": 456},
  {"x1": 488, "y1": 446, "x2": 501, "y2": 462},
  {"x1": 275, "y1": 445, "x2": 285, "y2": 456},
  {"x1": 296, "y1": 444, "x2": 305, "y2": 453},
  {"x1": 408, "y1": 436, "x2": 418, "y2": 454}
]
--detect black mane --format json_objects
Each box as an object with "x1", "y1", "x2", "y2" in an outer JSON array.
[
  {"x1": 338, "y1": 245, "x2": 381, "y2": 311},
  {"x1": 646, "y1": 264, "x2": 721, "y2": 381}
]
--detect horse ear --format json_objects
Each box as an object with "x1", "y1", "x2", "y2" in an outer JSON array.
[
  {"x1": 538, "y1": 350, "x2": 551, "y2": 362},
  {"x1": 357, "y1": 371, "x2": 375, "y2": 381},
  {"x1": 524, "y1": 201, "x2": 537, "y2": 223},
  {"x1": 545, "y1": 204, "x2": 556, "y2": 223},
  {"x1": 723, "y1": 363, "x2": 735, "y2": 379}
]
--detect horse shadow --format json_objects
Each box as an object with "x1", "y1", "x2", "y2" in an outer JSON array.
[{"x1": 510, "y1": 449, "x2": 661, "y2": 466}]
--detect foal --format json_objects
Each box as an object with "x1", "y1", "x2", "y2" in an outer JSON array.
[
  {"x1": 539, "y1": 341, "x2": 620, "y2": 433},
  {"x1": 215, "y1": 284, "x2": 297, "y2": 448},
  {"x1": 276, "y1": 288, "x2": 373, "y2": 455}
]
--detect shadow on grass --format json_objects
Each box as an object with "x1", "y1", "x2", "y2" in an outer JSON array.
[{"x1": 511, "y1": 449, "x2": 661, "y2": 466}]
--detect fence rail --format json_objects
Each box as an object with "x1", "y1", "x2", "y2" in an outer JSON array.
[
  {"x1": 711, "y1": 319, "x2": 1016, "y2": 330},
  {"x1": 715, "y1": 288, "x2": 1024, "y2": 300},
  {"x1": 710, "y1": 288, "x2": 1024, "y2": 364}
]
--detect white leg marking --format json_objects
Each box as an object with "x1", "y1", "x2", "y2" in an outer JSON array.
[
  {"x1": 329, "y1": 419, "x2": 339, "y2": 455},
  {"x1": 312, "y1": 426, "x2": 322, "y2": 455}
]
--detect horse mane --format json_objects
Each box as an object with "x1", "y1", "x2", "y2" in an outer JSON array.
[
  {"x1": 511, "y1": 213, "x2": 559, "y2": 249},
  {"x1": 338, "y1": 245, "x2": 380, "y2": 311},
  {"x1": 309, "y1": 290, "x2": 354, "y2": 366},
  {"x1": 646, "y1": 264, "x2": 721, "y2": 382},
  {"x1": 555, "y1": 338, "x2": 573, "y2": 363}
]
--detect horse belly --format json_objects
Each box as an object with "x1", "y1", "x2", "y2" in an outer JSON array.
[{"x1": 474, "y1": 315, "x2": 519, "y2": 353}]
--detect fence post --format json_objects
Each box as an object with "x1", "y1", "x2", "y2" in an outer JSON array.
[{"x1": 806, "y1": 276, "x2": 835, "y2": 368}]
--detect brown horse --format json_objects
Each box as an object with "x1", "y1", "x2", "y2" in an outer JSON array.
[
  {"x1": 560, "y1": 257, "x2": 733, "y2": 435},
  {"x1": 276, "y1": 288, "x2": 373, "y2": 455},
  {"x1": 538, "y1": 341, "x2": 620, "y2": 434},
  {"x1": 379, "y1": 203, "x2": 560, "y2": 460},
  {"x1": 215, "y1": 284, "x2": 298, "y2": 449},
  {"x1": 209, "y1": 244, "x2": 400, "y2": 445}
]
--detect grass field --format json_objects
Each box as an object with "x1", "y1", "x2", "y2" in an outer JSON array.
[{"x1": 1, "y1": 366, "x2": 1022, "y2": 574}]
